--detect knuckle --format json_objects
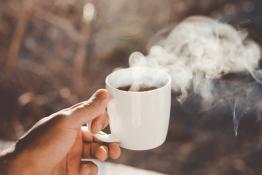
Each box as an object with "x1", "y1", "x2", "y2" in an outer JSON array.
[
  {"x1": 54, "y1": 114, "x2": 67, "y2": 120},
  {"x1": 71, "y1": 106, "x2": 83, "y2": 116},
  {"x1": 85, "y1": 99, "x2": 97, "y2": 109},
  {"x1": 87, "y1": 95, "x2": 102, "y2": 107},
  {"x1": 109, "y1": 143, "x2": 121, "y2": 159},
  {"x1": 82, "y1": 145, "x2": 90, "y2": 158},
  {"x1": 49, "y1": 113, "x2": 70, "y2": 126},
  {"x1": 74, "y1": 100, "x2": 97, "y2": 112},
  {"x1": 84, "y1": 99, "x2": 104, "y2": 113},
  {"x1": 54, "y1": 114, "x2": 68, "y2": 121},
  {"x1": 87, "y1": 162, "x2": 98, "y2": 175}
]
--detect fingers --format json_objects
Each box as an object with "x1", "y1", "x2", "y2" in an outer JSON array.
[
  {"x1": 81, "y1": 121, "x2": 121, "y2": 161},
  {"x1": 95, "y1": 145, "x2": 108, "y2": 161},
  {"x1": 82, "y1": 142, "x2": 121, "y2": 161},
  {"x1": 81, "y1": 126, "x2": 94, "y2": 142},
  {"x1": 82, "y1": 126, "x2": 108, "y2": 161},
  {"x1": 70, "y1": 89, "x2": 110, "y2": 127},
  {"x1": 82, "y1": 143, "x2": 108, "y2": 161},
  {"x1": 79, "y1": 162, "x2": 98, "y2": 175},
  {"x1": 90, "y1": 112, "x2": 109, "y2": 133},
  {"x1": 108, "y1": 143, "x2": 121, "y2": 160}
]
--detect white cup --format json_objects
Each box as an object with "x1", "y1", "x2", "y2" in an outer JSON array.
[{"x1": 94, "y1": 67, "x2": 171, "y2": 150}]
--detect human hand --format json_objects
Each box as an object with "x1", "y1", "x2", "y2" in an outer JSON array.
[{"x1": 1, "y1": 89, "x2": 121, "y2": 175}]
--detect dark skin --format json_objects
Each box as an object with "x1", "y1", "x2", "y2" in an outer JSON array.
[{"x1": 0, "y1": 89, "x2": 121, "y2": 175}]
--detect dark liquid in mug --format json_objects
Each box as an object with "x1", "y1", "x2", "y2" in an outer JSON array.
[{"x1": 117, "y1": 85, "x2": 159, "y2": 92}]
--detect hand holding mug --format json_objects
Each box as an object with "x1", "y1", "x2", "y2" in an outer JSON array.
[{"x1": 0, "y1": 89, "x2": 121, "y2": 175}]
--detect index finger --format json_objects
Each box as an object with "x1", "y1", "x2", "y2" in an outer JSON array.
[
  {"x1": 90, "y1": 112, "x2": 109, "y2": 134},
  {"x1": 69, "y1": 89, "x2": 110, "y2": 128}
]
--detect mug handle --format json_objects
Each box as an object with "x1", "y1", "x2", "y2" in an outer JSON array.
[
  {"x1": 93, "y1": 131, "x2": 120, "y2": 143},
  {"x1": 87, "y1": 122, "x2": 120, "y2": 143}
]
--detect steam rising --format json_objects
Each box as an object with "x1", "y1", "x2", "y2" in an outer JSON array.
[{"x1": 128, "y1": 16, "x2": 262, "y2": 135}]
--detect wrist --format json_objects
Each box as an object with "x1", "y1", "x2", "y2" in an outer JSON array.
[
  {"x1": 0, "y1": 145, "x2": 37, "y2": 175},
  {"x1": 0, "y1": 154, "x2": 9, "y2": 174}
]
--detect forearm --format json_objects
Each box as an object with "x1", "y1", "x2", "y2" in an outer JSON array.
[
  {"x1": 0, "y1": 147, "x2": 14, "y2": 175},
  {"x1": 0, "y1": 145, "x2": 35, "y2": 175}
]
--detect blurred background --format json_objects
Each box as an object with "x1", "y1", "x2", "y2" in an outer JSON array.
[{"x1": 0, "y1": 0, "x2": 262, "y2": 174}]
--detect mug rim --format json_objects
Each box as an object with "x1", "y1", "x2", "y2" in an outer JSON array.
[{"x1": 105, "y1": 67, "x2": 171, "y2": 94}]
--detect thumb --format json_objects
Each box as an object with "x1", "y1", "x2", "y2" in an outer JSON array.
[{"x1": 69, "y1": 89, "x2": 110, "y2": 127}]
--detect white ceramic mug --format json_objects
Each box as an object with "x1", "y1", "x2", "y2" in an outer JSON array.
[{"x1": 94, "y1": 67, "x2": 171, "y2": 150}]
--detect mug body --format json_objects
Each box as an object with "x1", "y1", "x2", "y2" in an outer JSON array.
[{"x1": 106, "y1": 67, "x2": 171, "y2": 150}]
